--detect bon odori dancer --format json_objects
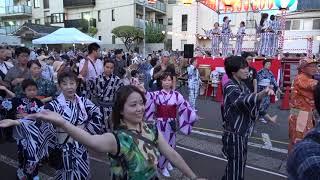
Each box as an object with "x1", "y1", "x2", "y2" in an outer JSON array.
[
  {"x1": 86, "y1": 58, "x2": 123, "y2": 131},
  {"x1": 205, "y1": 22, "x2": 221, "y2": 57},
  {"x1": 288, "y1": 58, "x2": 319, "y2": 152},
  {"x1": 1, "y1": 79, "x2": 55, "y2": 180},
  {"x1": 2, "y1": 85, "x2": 206, "y2": 180},
  {"x1": 145, "y1": 72, "x2": 197, "y2": 177},
  {"x1": 234, "y1": 21, "x2": 246, "y2": 56},
  {"x1": 44, "y1": 70, "x2": 105, "y2": 180},
  {"x1": 187, "y1": 58, "x2": 202, "y2": 110},
  {"x1": 222, "y1": 56, "x2": 274, "y2": 180},
  {"x1": 221, "y1": 16, "x2": 232, "y2": 57}
]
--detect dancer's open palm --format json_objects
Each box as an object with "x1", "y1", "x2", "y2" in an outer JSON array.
[{"x1": 27, "y1": 110, "x2": 66, "y2": 127}]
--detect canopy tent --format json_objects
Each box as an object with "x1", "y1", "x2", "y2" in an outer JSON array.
[{"x1": 32, "y1": 28, "x2": 101, "y2": 44}]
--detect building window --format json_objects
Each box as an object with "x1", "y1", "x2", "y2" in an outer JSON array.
[
  {"x1": 182, "y1": 14, "x2": 188, "y2": 31},
  {"x1": 35, "y1": 19, "x2": 40, "y2": 24},
  {"x1": 285, "y1": 21, "x2": 291, "y2": 30},
  {"x1": 112, "y1": 35, "x2": 116, "y2": 44},
  {"x1": 43, "y1": 0, "x2": 49, "y2": 9},
  {"x1": 81, "y1": 12, "x2": 91, "y2": 19},
  {"x1": 51, "y1": 13, "x2": 65, "y2": 23},
  {"x1": 98, "y1": 10, "x2": 101, "y2": 22},
  {"x1": 313, "y1": 19, "x2": 320, "y2": 30},
  {"x1": 45, "y1": 16, "x2": 51, "y2": 25},
  {"x1": 27, "y1": 0, "x2": 32, "y2": 6},
  {"x1": 291, "y1": 20, "x2": 300, "y2": 30},
  {"x1": 98, "y1": 36, "x2": 102, "y2": 40},
  {"x1": 168, "y1": 18, "x2": 172, "y2": 25},
  {"x1": 168, "y1": 0, "x2": 176, "y2": 4},
  {"x1": 33, "y1": 0, "x2": 40, "y2": 8},
  {"x1": 112, "y1": 9, "x2": 115, "y2": 21}
]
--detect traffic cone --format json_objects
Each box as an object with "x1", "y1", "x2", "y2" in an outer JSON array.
[
  {"x1": 214, "y1": 81, "x2": 223, "y2": 102},
  {"x1": 280, "y1": 86, "x2": 290, "y2": 110}
]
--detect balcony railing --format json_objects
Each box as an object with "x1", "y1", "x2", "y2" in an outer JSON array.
[
  {"x1": 64, "y1": 18, "x2": 96, "y2": 33},
  {"x1": 135, "y1": 0, "x2": 166, "y2": 13},
  {"x1": 63, "y1": 0, "x2": 95, "y2": 8},
  {"x1": 0, "y1": 25, "x2": 20, "y2": 35},
  {"x1": 0, "y1": 5, "x2": 32, "y2": 17},
  {"x1": 135, "y1": 18, "x2": 166, "y2": 30}
]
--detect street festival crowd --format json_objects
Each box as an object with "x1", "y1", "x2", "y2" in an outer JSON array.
[{"x1": 0, "y1": 15, "x2": 320, "y2": 180}]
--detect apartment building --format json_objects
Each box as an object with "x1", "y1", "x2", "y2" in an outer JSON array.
[{"x1": 0, "y1": 0, "x2": 167, "y2": 48}]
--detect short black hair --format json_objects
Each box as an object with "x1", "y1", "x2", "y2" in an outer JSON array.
[
  {"x1": 263, "y1": 59, "x2": 272, "y2": 66},
  {"x1": 223, "y1": 16, "x2": 228, "y2": 22},
  {"x1": 224, "y1": 56, "x2": 248, "y2": 78},
  {"x1": 27, "y1": 60, "x2": 42, "y2": 69},
  {"x1": 270, "y1": 15, "x2": 275, "y2": 20},
  {"x1": 88, "y1": 43, "x2": 100, "y2": 54},
  {"x1": 240, "y1": 21, "x2": 245, "y2": 26},
  {"x1": 190, "y1": 58, "x2": 196, "y2": 65},
  {"x1": 160, "y1": 72, "x2": 173, "y2": 81},
  {"x1": 15, "y1": 47, "x2": 30, "y2": 57},
  {"x1": 21, "y1": 79, "x2": 38, "y2": 91},
  {"x1": 57, "y1": 69, "x2": 78, "y2": 85},
  {"x1": 150, "y1": 57, "x2": 158, "y2": 67},
  {"x1": 241, "y1": 51, "x2": 253, "y2": 59},
  {"x1": 115, "y1": 49, "x2": 122, "y2": 55},
  {"x1": 103, "y1": 58, "x2": 115, "y2": 66},
  {"x1": 131, "y1": 70, "x2": 139, "y2": 77}
]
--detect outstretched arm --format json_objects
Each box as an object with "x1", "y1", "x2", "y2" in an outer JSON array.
[{"x1": 28, "y1": 111, "x2": 117, "y2": 154}]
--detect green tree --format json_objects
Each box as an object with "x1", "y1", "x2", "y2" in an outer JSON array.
[
  {"x1": 145, "y1": 23, "x2": 165, "y2": 43},
  {"x1": 111, "y1": 26, "x2": 144, "y2": 51}
]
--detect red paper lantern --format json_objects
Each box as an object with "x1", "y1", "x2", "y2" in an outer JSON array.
[
  {"x1": 259, "y1": 0, "x2": 266, "y2": 10},
  {"x1": 243, "y1": 0, "x2": 250, "y2": 11},
  {"x1": 234, "y1": 0, "x2": 242, "y2": 12},
  {"x1": 267, "y1": 0, "x2": 274, "y2": 9},
  {"x1": 251, "y1": 0, "x2": 258, "y2": 11},
  {"x1": 148, "y1": 0, "x2": 157, "y2": 4},
  {"x1": 207, "y1": 0, "x2": 216, "y2": 10}
]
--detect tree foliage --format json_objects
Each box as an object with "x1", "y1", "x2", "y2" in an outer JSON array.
[
  {"x1": 112, "y1": 26, "x2": 144, "y2": 51},
  {"x1": 145, "y1": 23, "x2": 165, "y2": 43}
]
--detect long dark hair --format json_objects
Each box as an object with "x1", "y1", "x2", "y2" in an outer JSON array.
[
  {"x1": 112, "y1": 85, "x2": 146, "y2": 130},
  {"x1": 314, "y1": 82, "x2": 320, "y2": 115},
  {"x1": 260, "y1": 13, "x2": 269, "y2": 26}
]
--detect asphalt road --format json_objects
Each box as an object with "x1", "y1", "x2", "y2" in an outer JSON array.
[{"x1": 0, "y1": 91, "x2": 290, "y2": 180}]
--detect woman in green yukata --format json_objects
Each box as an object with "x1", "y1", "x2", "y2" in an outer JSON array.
[{"x1": 2, "y1": 85, "x2": 206, "y2": 180}]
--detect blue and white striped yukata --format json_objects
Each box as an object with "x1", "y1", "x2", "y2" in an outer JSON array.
[
  {"x1": 221, "y1": 78, "x2": 259, "y2": 180},
  {"x1": 222, "y1": 22, "x2": 231, "y2": 57},
  {"x1": 206, "y1": 28, "x2": 221, "y2": 57},
  {"x1": 187, "y1": 64, "x2": 202, "y2": 109},
  {"x1": 234, "y1": 26, "x2": 246, "y2": 56},
  {"x1": 268, "y1": 20, "x2": 279, "y2": 57},
  {"x1": 258, "y1": 20, "x2": 270, "y2": 56}
]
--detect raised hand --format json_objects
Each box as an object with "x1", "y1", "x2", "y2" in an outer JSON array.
[
  {"x1": 27, "y1": 110, "x2": 66, "y2": 127},
  {"x1": 0, "y1": 119, "x2": 20, "y2": 128}
]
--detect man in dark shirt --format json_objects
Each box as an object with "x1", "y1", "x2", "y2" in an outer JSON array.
[
  {"x1": 242, "y1": 53, "x2": 257, "y2": 93},
  {"x1": 113, "y1": 49, "x2": 126, "y2": 78},
  {"x1": 153, "y1": 51, "x2": 176, "y2": 90}
]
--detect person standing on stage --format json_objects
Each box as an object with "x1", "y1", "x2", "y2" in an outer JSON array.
[
  {"x1": 222, "y1": 56, "x2": 275, "y2": 180},
  {"x1": 258, "y1": 13, "x2": 269, "y2": 57},
  {"x1": 221, "y1": 16, "x2": 232, "y2": 57},
  {"x1": 234, "y1": 21, "x2": 246, "y2": 56},
  {"x1": 187, "y1": 58, "x2": 202, "y2": 110},
  {"x1": 206, "y1": 22, "x2": 221, "y2": 57},
  {"x1": 267, "y1": 15, "x2": 279, "y2": 57},
  {"x1": 288, "y1": 58, "x2": 319, "y2": 152}
]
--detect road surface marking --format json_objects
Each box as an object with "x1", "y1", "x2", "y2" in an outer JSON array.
[
  {"x1": 177, "y1": 145, "x2": 287, "y2": 179},
  {"x1": 193, "y1": 126, "x2": 289, "y2": 145},
  {"x1": 191, "y1": 130, "x2": 288, "y2": 154}
]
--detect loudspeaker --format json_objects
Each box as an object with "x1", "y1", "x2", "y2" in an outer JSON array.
[{"x1": 184, "y1": 44, "x2": 194, "y2": 58}]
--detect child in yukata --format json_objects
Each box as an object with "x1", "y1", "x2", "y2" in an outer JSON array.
[
  {"x1": 145, "y1": 72, "x2": 197, "y2": 177},
  {"x1": 187, "y1": 58, "x2": 202, "y2": 110},
  {"x1": 1, "y1": 79, "x2": 55, "y2": 180}
]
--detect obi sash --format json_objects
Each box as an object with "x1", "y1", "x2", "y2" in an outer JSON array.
[{"x1": 156, "y1": 105, "x2": 177, "y2": 119}]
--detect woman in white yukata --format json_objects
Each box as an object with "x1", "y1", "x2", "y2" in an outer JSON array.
[
  {"x1": 221, "y1": 16, "x2": 232, "y2": 57},
  {"x1": 234, "y1": 21, "x2": 246, "y2": 56},
  {"x1": 206, "y1": 22, "x2": 221, "y2": 57},
  {"x1": 145, "y1": 72, "x2": 197, "y2": 177}
]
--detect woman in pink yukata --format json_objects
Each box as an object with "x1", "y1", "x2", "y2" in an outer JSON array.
[{"x1": 145, "y1": 72, "x2": 197, "y2": 177}]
